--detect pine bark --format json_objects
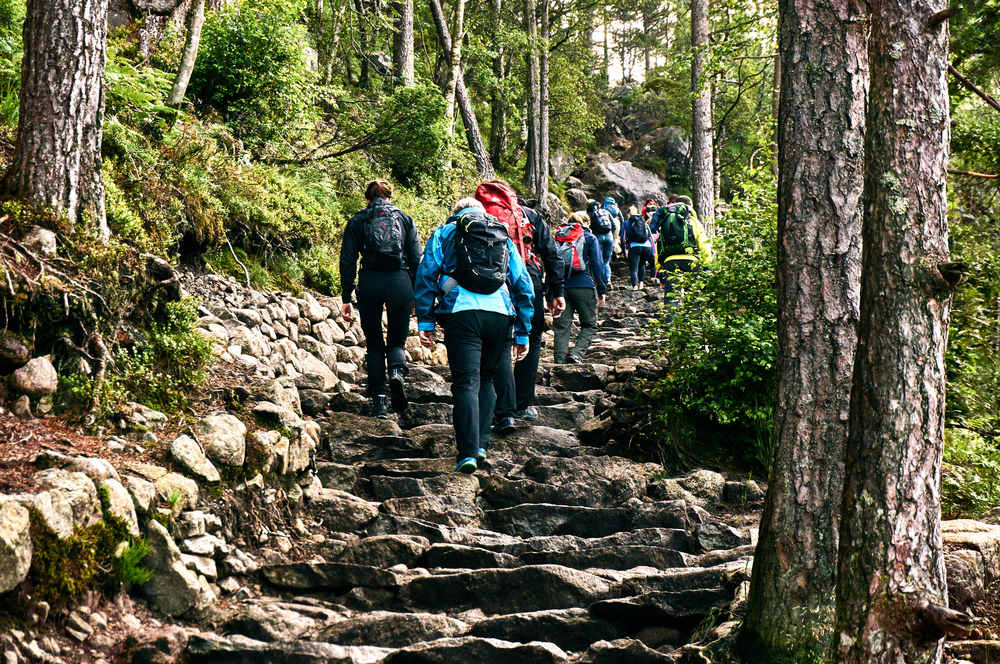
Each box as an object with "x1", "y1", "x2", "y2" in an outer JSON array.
[
  {"x1": 737, "y1": 0, "x2": 866, "y2": 659},
  {"x1": 2, "y1": 0, "x2": 108, "y2": 236},
  {"x1": 524, "y1": 0, "x2": 541, "y2": 196},
  {"x1": 690, "y1": 0, "x2": 714, "y2": 227},
  {"x1": 392, "y1": 0, "x2": 415, "y2": 87},
  {"x1": 833, "y1": 0, "x2": 954, "y2": 661},
  {"x1": 167, "y1": 0, "x2": 207, "y2": 106}
]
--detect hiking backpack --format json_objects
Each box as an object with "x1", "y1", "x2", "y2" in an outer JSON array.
[
  {"x1": 362, "y1": 203, "x2": 406, "y2": 270},
  {"x1": 589, "y1": 207, "x2": 614, "y2": 235},
  {"x1": 657, "y1": 203, "x2": 696, "y2": 256},
  {"x1": 626, "y1": 216, "x2": 650, "y2": 244},
  {"x1": 475, "y1": 182, "x2": 541, "y2": 272},
  {"x1": 553, "y1": 223, "x2": 588, "y2": 279},
  {"x1": 449, "y1": 210, "x2": 511, "y2": 295}
]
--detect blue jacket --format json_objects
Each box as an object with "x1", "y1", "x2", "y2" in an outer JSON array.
[
  {"x1": 414, "y1": 212, "x2": 535, "y2": 345},
  {"x1": 563, "y1": 229, "x2": 607, "y2": 295},
  {"x1": 621, "y1": 216, "x2": 653, "y2": 249}
]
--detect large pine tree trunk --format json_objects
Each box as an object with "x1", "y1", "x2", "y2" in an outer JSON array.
[
  {"x1": 2, "y1": 0, "x2": 108, "y2": 236},
  {"x1": 536, "y1": 0, "x2": 549, "y2": 206},
  {"x1": 833, "y1": 0, "x2": 957, "y2": 661},
  {"x1": 392, "y1": 0, "x2": 415, "y2": 87},
  {"x1": 524, "y1": 0, "x2": 541, "y2": 196},
  {"x1": 690, "y1": 0, "x2": 714, "y2": 227},
  {"x1": 441, "y1": 0, "x2": 466, "y2": 129},
  {"x1": 736, "y1": 0, "x2": 866, "y2": 659},
  {"x1": 167, "y1": 0, "x2": 207, "y2": 106}
]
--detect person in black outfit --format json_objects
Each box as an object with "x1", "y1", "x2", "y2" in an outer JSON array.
[
  {"x1": 490, "y1": 186, "x2": 566, "y2": 433},
  {"x1": 339, "y1": 179, "x2": 422, "y2": 419}
]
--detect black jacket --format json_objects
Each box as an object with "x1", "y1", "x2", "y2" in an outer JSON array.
[
  {"x1": 518, "y1": 200, "x2": 565, "y2": 300},
  {"x1": 339, "y1": 198, "x2": 422, "y2": 305}
]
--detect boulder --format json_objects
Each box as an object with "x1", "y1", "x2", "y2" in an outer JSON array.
[
  {"x1": 338, "y1": 535, "x2": 430, "y2": 569},
  {"x1": 678, "y1": 470, "x2": 726, "y2": 507},
  {"x1": 576, "y1": 638, "x2": 677, "y2": 663},
  {"x1": 193, "y1": 414, "x2": 247, "y2": 467},
  {"x1": 318, "y1": 611, "x2": 468, "y2": 649},
  {"x1": 309, "y1": 489, "x2": 380, "y2": 531},
  {"x1": 22, "y1": 225, "x2": 58, "y2": 257},
  {"x1": 33, "y1": 469, "x2": 102, "y2": 530},
  {"x1": 549, "y1": 364, "x2": 611, "y2": 392},
  {"x1": 622, "y1": 127, "x2": 690, "y2": 181},
  {"x1": 402, "y1": 565, "x2": 615, "y2": 615},
  {"x1": 223, "y1": 602, "x2": 318, "y2": 642},
  {"x1": 0, "y1": 331, "x2": 30, "y2": 373},
  {"x1": 170, "y1": 435, "x2": 221, "y2": 484},
  {"x1": 298, "y1": 389, "x2": 331, "y2": 417},
  {"x1": 565, "y1": 188, "x2": 591, "y2": 211},
  {"x1": 154, "y1": 473, "x2": 200, "y2": 513},
  {"x1": 0, "y1": 502, "x2": 31, "y2": 593},
  {"x1": 99, "y1": 478, "x2": 140, "y2": 536},
  {"x1": 946, "y1": 549, "x2": 986, "y2": 611},
  {"x1": 11, "y1": 356, "x2": 58, "y2": 396},
  {"x1": 581, "y1": 162, "x2": 670, "y2": 209},
  {"x1": 533, "y1": 402, "x2": 595, "y2": 431},
  {"x1": 942, "y1": 520, "x2": 1000, "y2": 583},
  {"x1": 142, "y1": 520, "x2": 202, "y2": 617}
]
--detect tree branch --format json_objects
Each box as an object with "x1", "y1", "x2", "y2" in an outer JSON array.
[
  {"x1": 948, "y1": 167, "x2": 1000, "y2": 179},
  {"x1": 948, "y1": 63, "x2": 1000, "y2": 115}
]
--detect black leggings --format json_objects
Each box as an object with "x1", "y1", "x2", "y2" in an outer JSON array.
[
  {"x1": 628, "y1": 244, "x2": 652, "y2": 286},
  {"x1": 356, "y1": 269, "x2": 413, "y2": 397}
]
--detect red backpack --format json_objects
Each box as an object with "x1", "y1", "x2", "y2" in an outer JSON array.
[
  {"x1": 553, "y1": 222, "x2": 588, "y2": 278},
  {"x1": 475, "y1": 182, "x2": 541, "y2": 272}
]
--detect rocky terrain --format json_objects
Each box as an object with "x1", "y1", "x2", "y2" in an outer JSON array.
[{"x1": 2, "y1": 258, "x2": 1000, "y2": 664}]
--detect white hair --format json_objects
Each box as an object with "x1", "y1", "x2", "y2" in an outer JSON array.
[{"x1": 452, "y1": 198, "x2": 484, "y2": 216}]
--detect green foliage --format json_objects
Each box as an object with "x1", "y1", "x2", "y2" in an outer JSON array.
[
  {"x1": 648, "y1": 170, "x2": 777, "y2": 471},
  {"x1": 368, "y1": 86, "x2": 449, "y2": 180},
  {"x1": 188, "y1": 0, "x2": 316, "y2": 151},
  {"x1": 113, "y1": 539, "x2": 154, "y2": 587},
  {"x1": 114, "y1": 297, "x2": 214, "y2": 413},
  {"x1": 943, "y1": 429, "x2": 1000, "y2": 519}
]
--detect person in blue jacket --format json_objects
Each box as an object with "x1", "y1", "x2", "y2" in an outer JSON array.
[
  {"x1": 621, "y1": 205, "x2": 654, "y2": 289},
  {"x1": 552, "y1": 211, "x2": 607, "y2": 364},
  {"x1": 414, "y1": 198, "x2": 535, "y2": 473}
]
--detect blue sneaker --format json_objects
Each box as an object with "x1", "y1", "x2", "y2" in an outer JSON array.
[
  {"x1": 477, "y1": 448, "x2": 487, "y2": 461},
  {"x1": 456, "y1": 457, "x2": 478, "y2": 474}
]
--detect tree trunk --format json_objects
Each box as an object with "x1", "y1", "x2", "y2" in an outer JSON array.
[
  {"x1": 489, "y1": 0, "x2": 507, "y2": 165},
  {"x1": 428, "y1": 0, "x2": 494, "y2": 177},
  {"x1": 2, "y1": 0, "x2": 108, "y2": 236},
  {"x1": 690, "y1": 0, "x2": 714, "y2": 227},
  {"x1": 392, "y1": 0, "x2": 415, "y2": 87},
  {"x1": 441, "y1": 0, "x2": 466, "y2": 130},
  {"x1": 833, "y1": 0, "x2": 955, "y2": 661},
  {"x1": 536, "y1": 0, "x2": 549, "y2": 205},
  {"x1": 167, "y1": 0, "x2": 207, "y2": 106},
  {"x1": 770, "y1": 51, "x2": 780, "y2": 178},
  {"x1": 524, "y1": 0, "x2": 541, "y2": 195},
  {"x1": 323, "y1": 0, "x2": 347, "y2": 84},
  {"x1": 736, "y1": 0, "x2": 867, "y2": 659}
]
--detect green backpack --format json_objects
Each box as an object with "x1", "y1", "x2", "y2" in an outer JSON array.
[{"x1": 657, "y1": 203, "x2": 696, "y2": 256}]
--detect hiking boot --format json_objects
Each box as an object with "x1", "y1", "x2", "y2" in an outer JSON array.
[
  {"x1": 566, "y1": 355, "x2": 582, "y2": 364},
  {"x1": 369, "y1": 395, "x2": 389, "y2": 419},
  {"x1": 388, "y1": 369, "x2": 408, "y2": 413},
  {"x1": 456, "y1": 457, "x2": 478, "y2": 474},
  {"x1": 493, "y1": 417, "x2": 517, "y2": 436},
  {"x1": 477, "y1": 448, "x2": 487, "y2": 461},
  {"x1": 512, "y1": 407, "x2": 538, "y2": 423}
]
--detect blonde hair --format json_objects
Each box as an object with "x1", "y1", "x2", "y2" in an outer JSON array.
[
  {"x1": 568, "y1": 211, "x2": 590, "y2": 226},
  {"x1": 628, "y1": 206, "x2": 639, "y2": 217}
]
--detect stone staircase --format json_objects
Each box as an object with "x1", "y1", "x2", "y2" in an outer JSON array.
[{"x1": 153, "y1": 265, "x2": 762, "y2": 664}]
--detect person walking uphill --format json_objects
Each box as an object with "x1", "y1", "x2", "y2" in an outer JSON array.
[
  {"x1": 650, "y1": 194, "x2": 712, "y2": 319},
  {"x1": 587, "y1": 200, "x2": 616, "y2": 287},
  {"x1": 475, "y1": 180, "x2": 565, "y2": 433},
  {"x1": 552, "y1": 211, "x2": 607, "y2": 364},
  {"x1": 340, "y1": 179, "x2": 423, "y2": 419},
  {"x1": 621, "y1": 206, "x2": 653, "y2": 289},
  {"x1": 414, "y1": 198, "x2": 534, "y2": 473}
]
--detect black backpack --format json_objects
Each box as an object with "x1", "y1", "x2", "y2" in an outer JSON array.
[
  {"x1": 450, "y1": 211, "x2": 510, "y2": 295},
  {"x1": 626, "y1": 216, "x2": 650, "y2": 244},
  {"x1": 590, "y1": 208, "x2": 614, "y2": 235},
  {"x1": 657, "y1": 203, "x2": 696, "y2": 256},
  {"x1": 363, "y1": 203, "x2": 406, "y2": 270}
]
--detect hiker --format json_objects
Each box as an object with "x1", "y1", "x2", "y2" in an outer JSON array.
[
  {"x1": 414, "y1": 197, "x2": 534, "y2": 473},
  {"x1": 586, "y1": 200, "x2": 616, "y2": 287},
  {"x1": 603, "y1": 196, "x2": 626, "y2": 257},
  {"x1": 650, "y1": 194, "x2": 712, "y2": 318},
  {"x1": 475, "y1": 181, "x2": 565, "y2": 434},
  {"x1": 641, "y1": 198, "x2": 658, "y2": 221},
  {"x1": 621, "y1": 205, "x2": 653, "y2": 290},
  {"x1": 339, "y1": 179, "x2": 422, "y2": 419},
  {"x1": 552, "y1": 211, "x2": 607, "y2": 364}
]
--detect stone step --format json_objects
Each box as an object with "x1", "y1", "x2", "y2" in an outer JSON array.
[
  {"x1": 379, "y1": 637, "x2": 569, "y2": 664},
  {"x1": 185, "y1": 632, "x2": 391, "y2": 664},
  {"x1": 469, "y1": 608, "x2": 627, "y2": 654},
  {"x1": 315, "y1": 611, "x2": 468, "y2": 649},
  {"x1": 481, "y1": 501, "x2": 690, "y2": 539}
]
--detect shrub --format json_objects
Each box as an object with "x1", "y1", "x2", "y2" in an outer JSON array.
[
  {"x1": 647, "y1": 170, "x2": 778, "y2": 471},
  {"x1": 943, "y1": 428, "x2": 1000, "y2": 518}
]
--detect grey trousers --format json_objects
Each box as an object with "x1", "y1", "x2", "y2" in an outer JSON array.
[{"x1": 552, "y1": 287, "x2": 598, "y2": 363}]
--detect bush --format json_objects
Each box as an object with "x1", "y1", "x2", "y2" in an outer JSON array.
[
  {"x1": 943, "y1": 428, "x2": 1000, "y2": 518},
  {"x1": 648, "y1": 171, "x2": 777, "y2": 471},
  {"x1": 187, "y1": 0, "x2": 315, "y2": 151}
]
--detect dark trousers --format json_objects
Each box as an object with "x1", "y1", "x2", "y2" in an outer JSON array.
[
  {"x1": 440, "y1": 310, "x2": 511, "y2": 461},
  {"x1": 495, "y1": 281, "x2": 546, "y2": 418},
  {"x1": 553, "y1": 287, "x2": 598, "y2": 363},
  {"x1": 595, "y1": 232, "x2": 614, "y2": 284},
  {"x1": 661, "y1": 259, "x2": 697, "y2": 323},
  {"x1": 357, "y1": 269, "x2": 413, "y2": 397},
  {"x1": 628, "y1": 245, "x2": 653, "y2": 286}
]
